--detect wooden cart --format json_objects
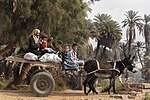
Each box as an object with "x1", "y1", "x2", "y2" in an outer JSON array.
[{"x1": 5, "y1": 56, "x2": 61, "y2": 97}]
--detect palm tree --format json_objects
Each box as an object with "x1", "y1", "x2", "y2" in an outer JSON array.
[
  {"x1": 94, "y1": 14, "x2": 122, "y2": 60},
  {"x1": 143, "y1": 14, "x2": 150, "y2": 55},
  {"x1": 122, "y1": 10, "x2": 143, "y2": 55},
  {"x1": 135, "y1": 41, "x2": 145, "y2": 68},
  {"x1": 88, "y1": 0, "x2": 101, "y2": 3}
]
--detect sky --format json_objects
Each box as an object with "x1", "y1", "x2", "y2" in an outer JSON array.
[
  {"x1": 86, "y1": 0, "x2": 150, "y2": 42},
  {"x1": 86, "y1": 0, "x2": 149, "y2": 68}
]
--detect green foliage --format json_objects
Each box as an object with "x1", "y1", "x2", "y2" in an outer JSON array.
[
  {"x1": 0, "y1": 0, "x2": 90, "y2": 48},
  {"x1": 122, "y1": 10, "x2": 143, "y2": 54},
  {"x1": 94, "y1": 13, "x2": 122, "y2": 48},
  {"x1": 54, "y1": 74, "x2": 66, "y2": 91},
  {"x1": 100, "y1": 79, "x2": 124, "y2": 92},
  {"x1": 143, "y1": 14, "x2": 150, "y2": 67},
  {"x1": 0, "y1": 80, "x2": 11, "y2": 89},
  {"x1": 0, "y1": 13, "x2": 11, "y2": 33},
  {"x1": 144, "y1": 92, "x2": 150, "y2": 100}
]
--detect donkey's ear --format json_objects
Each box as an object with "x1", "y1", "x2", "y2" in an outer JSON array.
[
  {"x1": 131, "y1": 56, "x2": 135, "y2": 61},
  {"x1": 124, "y1": 53, "x2": 127, "y2": 58},
  {"x1": 128, "y1": 54, "x2": 131, "y2": 60}
]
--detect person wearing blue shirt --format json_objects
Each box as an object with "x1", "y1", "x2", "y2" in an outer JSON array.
[{"x1": 61, "y1": 45, "x2": 78, "y2": 70}]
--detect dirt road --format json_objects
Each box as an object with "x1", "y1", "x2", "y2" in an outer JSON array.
[
  {"x1": 0, "y1": 90, "x2": 109, "y2": 100},
  {"x1": 0, "y1": 89, "x2": 148, "y2": 100}
]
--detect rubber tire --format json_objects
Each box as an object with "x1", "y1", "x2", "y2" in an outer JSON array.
[{"x1": 30, "y1": 72, "x2": 55, "y2": 97}]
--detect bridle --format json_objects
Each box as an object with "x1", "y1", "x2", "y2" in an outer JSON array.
[{"x1": 120, "y1": 60, "x2": 126, "y2": 68}]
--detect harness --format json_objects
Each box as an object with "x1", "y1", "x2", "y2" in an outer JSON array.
[
  {"x1": 87, "y1": 60, "x2": 120, "y2": 75},
  {"x1": 121, "y1": 60, "x2": 126, "y2": 68},
  {"x1": 113, "y1": 61, "x2": 116, "y2": 69},
  {"x1": 86, "y1": 60, "x2": 100, "y2": 75}
]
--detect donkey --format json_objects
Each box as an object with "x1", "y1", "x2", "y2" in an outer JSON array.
[{"x1": 83, "y1": 55, "x2": 137, "y2": 95}]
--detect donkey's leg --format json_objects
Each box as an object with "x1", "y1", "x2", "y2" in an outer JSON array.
[
  {"x1": 83, "y1": 75, "x2": 92, "y2": 95},
  {"x1": 86, "y1": 75, "x2": 95, "y2": 95},
  {"x1": 101, "y1": 78, "x2": 112, "y2": 94},
  {"x1": 112, "y1": 79, "x2": 118, "y2": 94},
  {"x1": 107, "y1": 78, "x2": 112, "y2": 94},
  {"x1": 89, "y1": 76, "x2": 98, "y2": 94},
  {"x1": 87, "y1": 75, "x2": 97, "y2": 94},
  {"x1": 83, "y1": 77, "x2": 88, "y2": 95},
  {"x1": 87, "y1": 80, "x2": 92, "y2": 94},
  {"x1": 107, "y1": 78, "x2": 114, "y2": 94}
]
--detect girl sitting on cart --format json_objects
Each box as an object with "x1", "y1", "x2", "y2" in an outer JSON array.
[{"x1": 39, "y1": 35, "x2": 56, "y2": 55}]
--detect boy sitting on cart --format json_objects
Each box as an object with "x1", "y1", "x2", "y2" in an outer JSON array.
[
  {"x1": 60, "y1": 45, "x2": 78, "y2": 71},
  {"x1": 60, "y1": 44, "x2": 84, "y2": 90}
]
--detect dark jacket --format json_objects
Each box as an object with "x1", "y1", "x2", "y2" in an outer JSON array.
[{"x1": 28, "y1": 35, "x2": 41, "y2": 55}]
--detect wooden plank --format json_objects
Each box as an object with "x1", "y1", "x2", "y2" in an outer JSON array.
[{"x1": 5, "y1": 56, "x2": 61, "y2": 68}]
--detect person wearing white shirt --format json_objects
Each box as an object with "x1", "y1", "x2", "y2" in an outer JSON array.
[{"x1": 70, "y1": 43, "x2": 84, "y2": 66}]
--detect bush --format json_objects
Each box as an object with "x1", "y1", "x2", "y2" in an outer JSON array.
[
  {"x1": 54, "y1": 74, "x2": 67, "y2": 91},
  {"x1": 144, "y1": 92, "x2": 150, "y2": 100},
  {"x1": 99, "y1": 78, "x2": 124, "y2": 92},
  {"x1": 0, "y1": 80, "x2": 12, "y2": 89}
]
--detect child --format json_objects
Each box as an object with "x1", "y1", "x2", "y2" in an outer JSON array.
[
  {"x1": 40, "y1": 37, "x2": 48, "y2": 49},
  {"x1": 70, "y1": 43, "x2": 84, "y2": 66},
  {"x1": 60, "y1": 45, "x2": 78, "y2": 70},
  {"x1": 40, "y1": 36, "x2": 56, "y2": 55}
]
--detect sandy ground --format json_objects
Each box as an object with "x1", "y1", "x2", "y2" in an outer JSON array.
[
  {"x1": 0, "y1": 89, "x2": 148, "y2": 100},
  {"x1": 0, "y1": 90, "x2": 110, "y2": 100}
]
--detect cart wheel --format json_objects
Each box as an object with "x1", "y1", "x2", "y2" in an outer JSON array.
[{"x1": 30, "y1": 72, "x2": 55, "y2": 97}]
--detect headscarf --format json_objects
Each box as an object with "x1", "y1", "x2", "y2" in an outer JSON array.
[{"x1": 31, "y1": 29, "x2": 40, "y2": 43}]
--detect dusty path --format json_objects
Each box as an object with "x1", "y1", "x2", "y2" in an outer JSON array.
[
  {"x1": 0, "y1": 88, "x2": 148, "y2": 100},
  {"x1": 0, "y1": 83, "x2": 150, "y2": 100},
  {"x1": 0, "y1": 90, "x2": 110, "y2": 100}
]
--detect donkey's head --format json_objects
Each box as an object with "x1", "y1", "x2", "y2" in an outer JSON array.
[{"x1": 123, "y1": 54, "x2": 137, "y2": 73}]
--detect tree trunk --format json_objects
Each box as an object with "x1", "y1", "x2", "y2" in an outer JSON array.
[
  {"x1": 95, "y1": 39, "x2": 100, "y2": 59},
  {"x1": 128, "y1": 28, "x2": 132, "y2": 55},
  {"x1": 100, "y1": 46, "x2": 106, "y2": 61},
  {"x1": 137, "y1": 49, "x2": 144, "y2": 68},
  {"x1": 0, "y1": 42, "x2": 17, "y2": 56}
]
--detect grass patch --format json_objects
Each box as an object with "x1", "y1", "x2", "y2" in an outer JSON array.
[
  {"x1": 144, "y1": 92, "x2": 150, "y2": 100},
  {"x1": 98, "y1": 78, "x2": 124, "y2": 92},
  {"x1": 54, "y1": 75, "x2": 67, "y2": 91},
  {"x1": 0, "y1": 80, "x2": 12, "y2": 89}
]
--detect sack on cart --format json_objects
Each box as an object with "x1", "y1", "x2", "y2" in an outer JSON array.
[
  {"x1": 24, "y1": 52, "x2": 38, "y2": 61},
  {"x1": 39, "y1": 53, "x2": 62, "y2": 63}
]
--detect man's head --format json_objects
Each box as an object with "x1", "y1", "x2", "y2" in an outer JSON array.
[{"x1": 72, "y1": 43, "x2": 78, "y2": 51}]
